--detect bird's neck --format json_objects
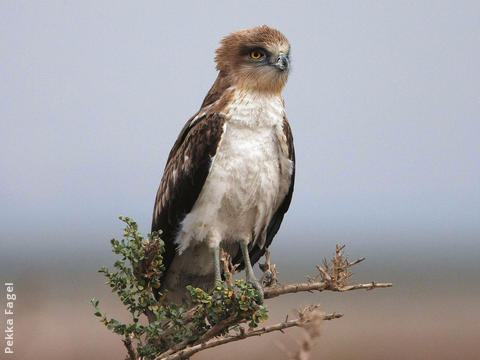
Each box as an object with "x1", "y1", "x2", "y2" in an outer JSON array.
[{"x1": 223, "y1": 88, "x2": 285, "y2": 129}]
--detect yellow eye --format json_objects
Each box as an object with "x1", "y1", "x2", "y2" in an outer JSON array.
[{"x1": 250, "y1": 50, "x2": 262, "y2": 59}]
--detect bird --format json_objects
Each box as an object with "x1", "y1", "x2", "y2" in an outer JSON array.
[{"x1": 151, "y1": 25, "x2": 295, "y2": 305}]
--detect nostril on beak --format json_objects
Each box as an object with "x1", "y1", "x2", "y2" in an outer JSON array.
[{"x1": 275, "y1": 54, "x2": 289, "y2": 70}]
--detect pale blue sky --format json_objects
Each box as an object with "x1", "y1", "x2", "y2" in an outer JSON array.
[{"x1": 1, "y1": 1, "x2": 479, "y2": 266}]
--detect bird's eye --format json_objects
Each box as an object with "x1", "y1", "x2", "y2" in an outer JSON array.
[{"x1": 250, "y1": 50, "x2": 263, "y2": 59}]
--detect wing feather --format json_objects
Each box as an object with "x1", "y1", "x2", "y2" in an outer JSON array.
[{"x1": 151, "y1": 113, "x2": 226, "y2": 286}]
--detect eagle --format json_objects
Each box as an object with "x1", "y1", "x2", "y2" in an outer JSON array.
[{"x1": 152, "y1": 25, "x2": 295, "y2": 304}]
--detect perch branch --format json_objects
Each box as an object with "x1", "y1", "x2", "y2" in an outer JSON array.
[
  {"x1": 156, "y1": 244, "x2": 392, "y2": 359},
  {"x1": 156, "y1": 312, "x2": 343, "y2": 360},
  {"x1": 264, "y1": 280, "x2": 392, "y2": 299},
  {"x1": 101, "y1": 236, "x2": 392, "y2": 360}
]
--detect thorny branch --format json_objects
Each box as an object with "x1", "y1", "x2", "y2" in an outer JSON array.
[
  {"x1": 264, "y1": 245, "x2": 391, "y2": 299},
  {"x1": 96, "y1": 221, "x2": 391, "y2": 360},
  {"x1": 146, "y1": 244, "x2": 392, "y2": 360},
  {"x1": 159, "y1": 310, "x2": 343, "y2": 360}
]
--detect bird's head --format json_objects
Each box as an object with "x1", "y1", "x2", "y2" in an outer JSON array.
[{"x1": 215, "y1": 25, "x2": 290, "y2": 94}]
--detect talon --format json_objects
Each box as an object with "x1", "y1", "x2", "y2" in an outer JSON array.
[{"x1": 261, "y1": 270, "x2": 274, "y2": 287}]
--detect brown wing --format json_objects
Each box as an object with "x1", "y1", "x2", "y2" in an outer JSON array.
[{"x1": 151, "y1": 113, "x2": 226, "y2": 287}]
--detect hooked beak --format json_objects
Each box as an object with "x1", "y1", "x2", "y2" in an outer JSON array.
[{"x1": 274, "y1": 53, "x2": 289, "y2": 71}]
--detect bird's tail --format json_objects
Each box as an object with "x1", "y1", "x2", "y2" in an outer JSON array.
[{"x1": 159, "y1": 243, "x2": 216, "y2": 305}]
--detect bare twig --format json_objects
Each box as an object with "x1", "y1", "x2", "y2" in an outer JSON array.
[
  {"x1": 127, "y1": 244, "x2": 392, "y2": 360},
  {"x1": 156, "y1": 312, "x2": 343, "y2": 360},
  {"x1": 194, "y1": 311, "x2": 253, "y2": 344},
  {"x1": 264, "y1": 280, "x2": 392, "y2": 299},
  {"x1": 259, "y1": 249, "x2": 279, "y2": 287},
  {"x1": 160, "y1": 311, "x2": 254, "y2": 359},
  {"x1": 221, "y1": 250, "x2": 239, "y2": 287},
  {"x1": 288, "y1": 305, "x2": 327, "y2": 360}
]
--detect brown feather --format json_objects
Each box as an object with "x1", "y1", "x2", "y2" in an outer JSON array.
[
  {"x1": 151, "y1": 26, "x2": 294, "y2": 302},
  {"x1": 151, "y1": 113, "x2": 226, "y2": 300},
  {"x1": 214, "y1": 25, "x2": 290, "y2": 94}
]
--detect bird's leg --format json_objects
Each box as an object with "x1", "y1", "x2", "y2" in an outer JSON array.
[
  {"x1": 211, "y1": 244, "x2": 222, "y2": 285},
  {"x1": 240, "y1": 239, "x2": 264, "y2": 304}
]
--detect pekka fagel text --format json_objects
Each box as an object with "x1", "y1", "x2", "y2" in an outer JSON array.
[{"x1": 4, "y1": 283, "x2": 15, "y2": 355}]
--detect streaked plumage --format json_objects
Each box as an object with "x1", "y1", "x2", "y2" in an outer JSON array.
[{"x1": 152, "y1": 26, "x2": 295, "y2": 304}]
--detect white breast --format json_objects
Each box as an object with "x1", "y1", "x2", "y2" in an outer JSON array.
[{"x1": 177, "y1": 90, "x2": 292, "y2": 253}]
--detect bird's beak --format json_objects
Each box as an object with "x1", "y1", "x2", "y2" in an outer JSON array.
[{"x1": 274, "y1": 54, "x2": 289, "y2": 71}]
